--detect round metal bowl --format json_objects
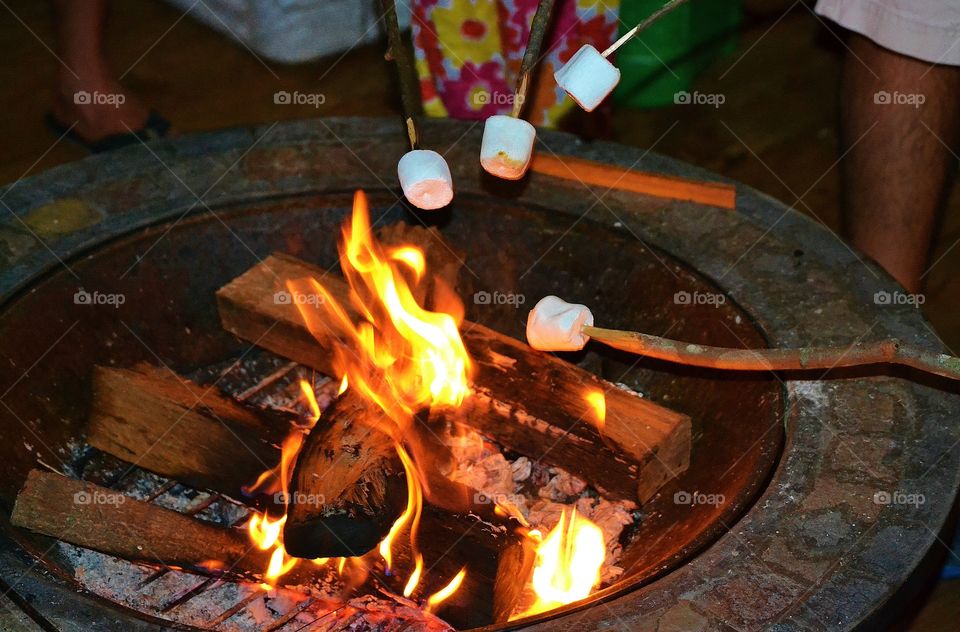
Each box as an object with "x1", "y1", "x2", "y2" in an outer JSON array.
[{"x1": 0, "y1": 118, "x2": 954, "y2": 631}]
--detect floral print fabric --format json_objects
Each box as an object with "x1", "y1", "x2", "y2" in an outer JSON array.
[{"x1": 410, "y1": 0, "x2": 621, "y2": 126}]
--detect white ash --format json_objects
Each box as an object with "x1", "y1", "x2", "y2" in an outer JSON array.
[
  {"x1": 60, "y1": 543, "x2": 449, "y2": 632},
  {"x1": 444, "y1": 427, "x2": 636, "y2": 585}
]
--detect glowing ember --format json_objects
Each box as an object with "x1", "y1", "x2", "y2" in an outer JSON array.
[
  {"x1": 425, "y1": 568, "x2": 467, "y2": 612},
  {"x1": 515, "y1": 509, "x2": 606, "y2": 618},
  {"x1": 585, "y1": 389, "x2": 606, "y2": 434}
]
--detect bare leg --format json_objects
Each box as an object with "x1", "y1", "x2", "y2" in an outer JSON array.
[
  {"x1": 50, "y1": 0, "x2": 151, "y2": 142},
  {"x1": 841, "y1": 33, "x2": 960, "y2": 293}
]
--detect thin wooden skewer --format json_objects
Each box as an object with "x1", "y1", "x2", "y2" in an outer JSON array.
[
  {"x1": 381, "y1": 0, "x2": 421, "y2": 150},
  {"x1": 512, "y1": 0, "x2": 557, "y2": 118},
  {"x1": 582, "y1": 325, "x2": 960, "y2": 381},
  {"x1": 602, "y1": 0, "x2": 691, "y2": 58}
]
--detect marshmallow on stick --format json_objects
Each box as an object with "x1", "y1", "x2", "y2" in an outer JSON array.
[
  {"x1": 555, "y1": 0, "x2": 689, "y2": 112},
  {"x1": 381, "y1": 0, "x2": 455, "y2": 210},
  {"x1": 481, "y1": 115, "x2": 537, "y2": 180},
  {"x1": 480, "y1": 0, "x2": 555, "y2": 181},
  {"x1": 398, "y1": 149, "x2": 454, "y2": 210},
  {"x1": 526, "y1": 295, "x2": 595, "y2": 352}
]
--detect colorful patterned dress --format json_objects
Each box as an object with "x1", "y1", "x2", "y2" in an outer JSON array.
[{"x1": 410, "y1": 0, "x2": 622, "y2": 126}]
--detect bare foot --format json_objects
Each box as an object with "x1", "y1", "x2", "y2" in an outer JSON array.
[{"x1": 51, "y1": 75, "x2": 152, "y2": 143}]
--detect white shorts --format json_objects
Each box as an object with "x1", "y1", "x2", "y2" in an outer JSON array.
[{"x1": 816, "y1": 0, "x2": 960, "y2": 66}]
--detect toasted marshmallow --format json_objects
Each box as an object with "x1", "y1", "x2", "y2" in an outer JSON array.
[
  {"x1": 554, "y1": 45, "x2": 621, "y2": 112},
  {"x1": 480, "y1": 115, "x2": 537, "y2": 180},
  {"x1": 526, "y1": 295, "x2": 594, "y2": 352},
  {"x1": 397, "y1": 150, "x2": 454, "y2": 210}
]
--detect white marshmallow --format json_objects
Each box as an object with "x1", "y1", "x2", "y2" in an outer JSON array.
[
  {"x1": 397, "y1": 149, "x2": 454, "y2": 210},
  {"x1": 480, "y1": 115, "x2": 537, "y2": 180},
  {"x1": 554, "y1": 45, "x2": 621, "y2": 112},
  {"x1": 526, "y1": 295, "x2": 594, "y2": 352}
]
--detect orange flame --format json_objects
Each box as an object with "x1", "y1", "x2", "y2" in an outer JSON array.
[
  {"x1": 299, "y1": 379, "x2": 321, "y2": 423},
  {"x1": 247, "y1": 512, "x2": 298, "y2": 588},
  {"x1": 403, "y1": 553, "x2": 424, "y2": 598},
  {"x1": 425, "y1": 568, "x2": 467, "y2": 612},
  {"x1": 585, "y1": 390, "x2": 606, "y2": 434},
  {"x1": 379, "y1": 444, "x2": 423, "y2": 573},
  {"x1": 243, "y1": 379, "x2": 330, "y2": 586},
  {"x1": 248, "y1": 513, "x2": 285, "y2": 550},
  {"x1": 389, "y1": 246, "x2": 426, "y2": 282},
  {"x1": 287, "y1": 190, "x2": 472, "y2": 426},
  {"x1": 242, "y1": 380, "x2": 322, "y2": 498},
  {"x1": 245, "y1": 191, "x2": 479, "y2": 602},
  {"x1": 514, "y1": 509, "x2": 605, "y2": 619}
]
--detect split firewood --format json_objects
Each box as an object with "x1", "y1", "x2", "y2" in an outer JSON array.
[
  {"x1": 284, "y1": 388, "x2": 526, "y2": 561},
  {"x1": 492, "y1": 536, "x2": 537, "y2": 623},
  {"x1": 87, "y1": 364, "x2": 293, "y2": 497},
  {"x1": 217, "y1": 253, "x2": 691, "y2": 503},
  {"x1": 85, "y1": 364, "x2": 518, "y2": 560},
  {"x1": 283, "y1": 387, "x2": 407, "y2": 559},
  {"x1": 9, "y1": 470, "x2": 318, "y2": 586}
]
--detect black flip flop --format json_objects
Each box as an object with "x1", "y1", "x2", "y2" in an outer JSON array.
[{"x1": 45, "y1": 110, "x2": 172, "y2": 153}]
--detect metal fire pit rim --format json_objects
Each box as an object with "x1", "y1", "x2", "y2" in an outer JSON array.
[{"x1": 0, "y1": 117, "x2": 956, "y2": 631}]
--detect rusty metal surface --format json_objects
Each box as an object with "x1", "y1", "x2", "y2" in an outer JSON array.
[{"x1": 0, "y1": 118, "x2": 954, "y2": 631}]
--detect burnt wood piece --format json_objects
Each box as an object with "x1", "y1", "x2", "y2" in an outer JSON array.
[
  {"x1": 216, "y1": 253, "x2": 691, "y2": 502},
  {"x1": 492, "y1": 536, "x2": 537, "y2": 623},
  {"x1": 87, "y1": 364, "x2": 293, "y2": 497},
  {"x1": 9, "y1": 470, "x2": 319, "y2": 586},
  {"x1": 284, "y1": 388, "x2": 407, "y2": 559},
  {"x1": 381, "y1": 505, "x2": 517, "y2": 629}
]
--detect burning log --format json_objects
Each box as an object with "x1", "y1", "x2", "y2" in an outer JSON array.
[
  {"x1": 493, "y1": 537, "x2": 537, "y2": 623},
  {"x1": 86, "y1": 364, "x2": 293, "y2": 497},
  {"x1": 216, "y1": 253, "x2": 691, "y2": 503},
  {"x1": 283, "y1": 388, "x2": 407, "y2": 559},
  {"x1": 9, "y1": 470, "x2": 318, "y2": 585}
]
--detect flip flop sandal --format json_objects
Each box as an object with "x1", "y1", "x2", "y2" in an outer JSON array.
[{"x1": 45, "y1": 110, "x2": 172, "y2": 153}]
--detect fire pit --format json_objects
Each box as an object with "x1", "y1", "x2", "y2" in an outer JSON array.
[{"x1": 0, "y1": 117, "x2": 956, "y2": 631}]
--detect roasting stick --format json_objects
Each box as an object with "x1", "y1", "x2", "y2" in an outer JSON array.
[
  {"x1": 381, "y1": 0, "x2": 453, "y2": 210},
  {"x1": 527, "y1": 296, "x2": 960, "y2": 381},
  {"x1": 512, "y1": 0, "x2": 557, "y2": 118},
  {"x1": 583, "y1": 326, "x2": 960, "y2": 380},
  {"x1": 602, "y1": 0, "x2": 691, "y2": 58},
  {"x1": 480, "y1": 0, "x2": 556, "y2": 180},
  {"x1": 555, "y1": 0, "x2": 689, "y2": 111}
]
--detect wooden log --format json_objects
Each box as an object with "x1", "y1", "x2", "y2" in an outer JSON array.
[
  {"x1": 530, "y1": 153, "x2": 737, "y2": 210},
  {"x1": 9, "y1": 470, "x2": 318, "y2": 586},
  {"x1": 87, "y1": 364, "x2": 293, "y2": 497},
  {"x1": 283, "y1": 388, "x2": 408, "y2": 559},
  {"x1": 492, "y1": 536, "x2": 537, "y2": 623},
  {"x1": 86, "y1": 363, "x2": 515, "y2": 561},
  {"x1": 379, "y1": 505, "x2": 516, "y2": 629},
  {"x1": 217, "y1": 253, "x2": 691, "y2": 503}
]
